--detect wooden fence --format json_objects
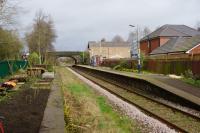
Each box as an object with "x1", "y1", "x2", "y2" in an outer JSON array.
[{"x1": 101, "y1": 54, "x2": 200, "y2": 76}]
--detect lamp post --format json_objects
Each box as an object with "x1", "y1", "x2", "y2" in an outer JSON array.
[
  {"x1": 129, "y1": 24, "x2": 141, "y2": 73},
  {"x1": 99, "y1": 40, "x2": 102, "y2": 65},
  {"x1": 82, "y1": 51, "x2": 85, "y2": 64}
]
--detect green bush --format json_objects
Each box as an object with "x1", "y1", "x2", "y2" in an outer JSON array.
[
  {"x1": 47, "y1": 65, "x2": 54, "y2": 72},
  {"x1": 28, "y1": 52, "x2": 40, "y2": 66},
  {"x1": 0, "y1": 78, "x2": 4, "y2": 83},
  {"x1": 182, "y1": 77, "x2": 200, "y2": 88},
  {"x1": 112, "y1": 60, "x2": 131, "y2": 70},
  {"x1": 184, "y1": 69, "x2": 194, "y2": 79},
  {"x1": 113, "y1": 64, "x2": 122, "y2": 70}
]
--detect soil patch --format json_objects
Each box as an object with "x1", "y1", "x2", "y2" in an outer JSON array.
[{"x1": 0, "y1": 83, "x2": 50, "y2": 133}]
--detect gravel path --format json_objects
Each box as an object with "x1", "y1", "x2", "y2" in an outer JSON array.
[{"x1": 68, "y1": 68, "x2": 176, "y2": 133}]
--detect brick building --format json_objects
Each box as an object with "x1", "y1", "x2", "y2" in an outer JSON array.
[
  {"x1": 140, "y1": 25, "x2": 200, "y2": 55},
  {"x1": 150, "y1": 35, "x2": 200, "y2": 55}
]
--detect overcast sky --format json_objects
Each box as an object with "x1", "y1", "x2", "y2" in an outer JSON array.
[{"x1": 19, "y1": 0, "x2": 200, "y2": 51}]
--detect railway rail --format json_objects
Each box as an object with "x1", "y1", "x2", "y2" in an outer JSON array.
[{"x1": 71, "y1": 66, "x2": 200, "y2": 133}]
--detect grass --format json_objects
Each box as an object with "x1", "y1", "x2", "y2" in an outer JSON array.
[
  {"x1": 96, "y1": 96, "x2": 134, "y2": 133},
  {"x1": 0, "y1": 78, "x2": 4, "y2": 83},
  {"x1": 80, "y1": 70, "x2": 200, "y2": 133},
  {"x1": 0, "y1": 91, "x2": 17, "y2": 103},
  {"x1": 182, "y1": 78, "x2": 200, "y2": 88},
  {"x1": 112, "y1": 66, "x2": 153, "y2": 74},
  {"x1": 57, "y1": 66, "x2": 141, "y2": 133}
]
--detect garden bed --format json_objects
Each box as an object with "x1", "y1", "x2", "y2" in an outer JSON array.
[{"x1": 0, "y1": 81, "x2": 50, "y2": 133}]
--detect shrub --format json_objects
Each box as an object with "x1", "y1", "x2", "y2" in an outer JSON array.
[
  {"x1": 28, "y1": 52, "x2": 40, "y2": 66},
  {"x1": 112, "y1": 60, "x2": 131, "y2": 70},
  {"x1": 113, "y1": 64, "x2": 122, "y2": 70},
  {"x1": 47, "y1": 65, "x2": 54, "y2": 72},
  {"x1": 184, "y1": 69, "x2": 194, "y2": 79}
]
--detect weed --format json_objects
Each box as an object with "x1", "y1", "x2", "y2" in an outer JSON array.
[
  {"x1": 182, "y1": 69, "x2": 200, "y2": 88},
  {"x1": 58, "y1": 67, "x2": 141, "y2": 133}
]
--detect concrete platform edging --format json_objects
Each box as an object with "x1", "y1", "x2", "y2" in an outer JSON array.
[
  {"x1": 39, "y1": 80, "x2": 65, "y2": 133},
  {"x1": 76, "y1": 65, "x2": 200, "y2": 107}
]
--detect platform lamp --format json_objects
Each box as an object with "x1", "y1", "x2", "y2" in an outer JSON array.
[{"x1": 129, "y1": 24, "x2": 141, "y2": 73}]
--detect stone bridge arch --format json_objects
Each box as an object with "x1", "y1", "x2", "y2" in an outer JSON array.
[{"x1": 47, "y1": 51, "x2": 83, "y2": 64}]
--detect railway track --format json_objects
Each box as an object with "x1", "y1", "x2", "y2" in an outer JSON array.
[{"x1": 71, "y1": 66, "x2": 200, "y2": 133}]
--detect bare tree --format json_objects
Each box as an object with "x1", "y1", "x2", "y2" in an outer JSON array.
[
  {"x1": 112, "y1": 35, "x2": 125, "y2": 43},
  {"x1": 195, "y1": 21, "x2": 200, "y2": 31},
  {"x1": 26, "y1": 10, "x2": 56, "y2": 64},
  {"x1": 127, "y1": 32, "x2": 137, "y2": 43},
  {"x1": 143, "y1": 27, "x2": 151, "y2": 37},
  {"x1": 101, "y1": 38, "x2": 106, "y2": 42},
  {"x1": 0, "y1": 0, "x2": 19, "y2": 27}
]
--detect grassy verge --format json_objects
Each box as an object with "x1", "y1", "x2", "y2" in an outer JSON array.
[
  {"x1": 57, "y1": 66, "x2": 141, "y2": 133},
  {"x1": 181, "y1": 78, "x2": 200, "y2": 88},
  {"x1": 116, "y1": 68, "x2": 152, "y2": 74}
]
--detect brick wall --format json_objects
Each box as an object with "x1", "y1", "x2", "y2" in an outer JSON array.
[
  {"x1": 140, "y1": 41, "x2": 148, "y2": 55},
  {"x1": 140, "y1": 37, "x2": 160, "y2": 55},
  {"x1": 188, "y1": 44, "x2": 200, "y2": 54}
]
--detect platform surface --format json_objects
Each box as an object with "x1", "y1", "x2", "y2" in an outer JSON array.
[{"x1": 77, "y1": 65, "x2": 200, "y2": 106}]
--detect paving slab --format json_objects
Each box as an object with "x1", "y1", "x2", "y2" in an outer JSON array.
[{"x1": 39, "y1": 78, "x2": 65, "y2": 133}]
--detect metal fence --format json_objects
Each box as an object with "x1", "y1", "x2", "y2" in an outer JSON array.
[{"x1": 0, "y1": 60, "x2": 28, "y2": 78}]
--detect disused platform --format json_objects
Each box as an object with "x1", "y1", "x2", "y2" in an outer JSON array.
[{"x1": 74, "y1": 65, "x2": 200, "y2": 110}]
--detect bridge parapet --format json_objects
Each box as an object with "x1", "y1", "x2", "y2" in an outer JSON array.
[{"x1": 47, "y1": 51, "x2": 83, "y2": 64}]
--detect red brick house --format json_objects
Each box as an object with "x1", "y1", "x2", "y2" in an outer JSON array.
[
  {"x1": 140, "y1": 25, "x2": 200, "y2": 55},
  {"x1": 150, "y1": 35, "x2": 200, "y2": 55},
  {"x1": 186, "y1": 43, "x2": 200, "y2": 54}
]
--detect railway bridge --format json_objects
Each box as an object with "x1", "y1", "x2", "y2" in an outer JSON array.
[{"x1": 47, "y1": 51, "x2": 83, "y2": 64}]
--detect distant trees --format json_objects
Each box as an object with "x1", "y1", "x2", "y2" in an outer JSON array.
[
  {"x1": 26, "y1": 10, "x2": 56, "y2": 64},
  {"x1": 0, "y1": 0, "x2": 23, "y2": 61},
  {"x1": 142, "y1": 27, "x2": 151, "y2": 37},
  {"x1": 112, "y1": 35, "x2": 125, "y2": 43},
  {"x1": 127, "y1": 26, "x2": 151, "y2": 43},
  {"x1": 127, "y1": 32, "x2": 137, "y2": 43},
  {"x1": 101, "y1": 38, "x2": 106, "y2": 42},
  {"x1": 0, "y1": 28, "x2": 23, "y2": 60}
]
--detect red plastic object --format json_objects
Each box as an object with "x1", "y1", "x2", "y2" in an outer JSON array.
[{"x1": 0, "y1": 122, "x2": 4, "y2": 133}]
